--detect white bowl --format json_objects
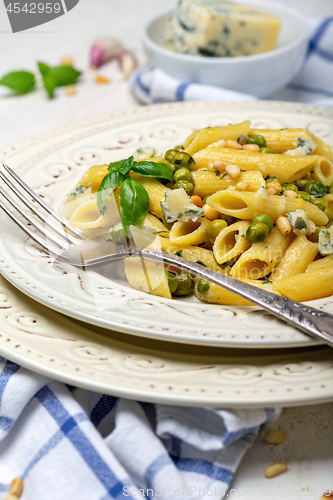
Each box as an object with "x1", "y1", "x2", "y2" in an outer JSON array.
[{"x1": 143, "y1": 0, "x2": 309, "y2": 98}]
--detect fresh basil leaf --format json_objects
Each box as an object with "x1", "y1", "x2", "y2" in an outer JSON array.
[
  {"x1": 108, "y1": 160, "x2": 126, "y2": 172},
  {"x1": 38, "y1": 62, "x2": 50, "y2": 76},
  {"x1": 132, "y1": 161, "x2": 173, "y2": 182},
  {"x1": 120, "y1": 178, "x2": 149, "y2": 237},
  {"x1": 42, "y1": 73, "x2": 57, "y2": 98},
  {"x1": 97, "y1": 170, "x2": 125, "y2": 210},
  {"x1": 118, "y1": 156, "x2": 135, "y2": 175},
  {"x1": 0, "y1": 71, "x2": 35, "y2": 93},
  {"x1": 48, "y1": 65, "x2": 81, "y2": 86}
]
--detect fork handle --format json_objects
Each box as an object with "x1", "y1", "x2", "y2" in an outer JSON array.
[{"x1": 141, "y1": 250, "x2": 333, "y2": 347}]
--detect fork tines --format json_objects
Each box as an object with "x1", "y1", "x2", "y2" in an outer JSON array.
[{"x1": 0, "y1": 163, "x2": 83, "y2": 257}]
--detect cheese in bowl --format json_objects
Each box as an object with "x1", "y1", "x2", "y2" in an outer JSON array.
[{"x1": 163, "y1": 0, "x2": 281, "y2": 57}]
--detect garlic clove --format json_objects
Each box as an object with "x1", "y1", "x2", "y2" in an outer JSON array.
[
  {"x1": 117, "y1": 50, "x2": 137, "y2": 78},
  {"x1": 90, "y1": 37, "x2": 123, "y2": 68}
]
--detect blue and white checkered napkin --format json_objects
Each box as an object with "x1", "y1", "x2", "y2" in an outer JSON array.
[
  {"x1": 130, "y1": 17, "x2": 333, "y2": 107},
  {"x1": 0, "y1": 356, "x2": 279, "y2": 499}
]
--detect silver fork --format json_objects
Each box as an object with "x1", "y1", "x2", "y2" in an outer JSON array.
[{"x1": 1, "y1": 162, "x2": 333, "y2": 347}]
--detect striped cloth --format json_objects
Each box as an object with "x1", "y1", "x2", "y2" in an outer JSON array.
[
  {"x1": 130, "y1": 17, "x2": 333, "y2": 107},
  {"x1": 0, "y1": 356, "x2": 279, "y2": 499}
]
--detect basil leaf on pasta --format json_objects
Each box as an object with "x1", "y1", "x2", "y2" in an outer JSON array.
[
  {"x1": 132, "y1": 161, "x2": 173, "y2": 182},
  {"x1": 120, "y1": 178, "x2": 149, "y2": 237},
  {"x1": 97, "y1": 170, "x2": 125, "y2": 210}
]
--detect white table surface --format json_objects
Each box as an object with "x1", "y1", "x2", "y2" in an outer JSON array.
[{"x1": 1, "y1": 0, "x2": 333, "y2": 494}]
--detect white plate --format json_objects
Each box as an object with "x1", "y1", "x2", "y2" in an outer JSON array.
[
  {"x1": 1, "y1": 272, "x2": 333, "y2": 408},
  {"x1": 0, "y1": 101, "x2": 333, "y2": 349}
]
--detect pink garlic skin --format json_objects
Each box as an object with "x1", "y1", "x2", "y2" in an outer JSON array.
[{"x1": 90, "y1": 37, "x2": 123, "y2": 68}]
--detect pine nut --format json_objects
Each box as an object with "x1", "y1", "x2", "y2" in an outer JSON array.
[
  {"x1": 208, "y1": 139, "x2": 226, "y2": 148},
  {"x1": 203, "y1": 204, "x2": 221, "y2": 221},
  {"x1": 226, "y1": 139, "x2": 243, "y2": 150},
  {"x1": 226, "y1": 164, "x2": 241, "y2": 180},
  {"x1": 307, "y1": 220, "x2": 317, "y2": 235},
  {"x1": 266, "y1": 185, "x2": 277, "y2": 195},
  {"x1": 264, "y1": 462, "x2": 287, "y2": 478},
  {"x1": 276, "y1": 216, "x2": 292, "y2": 235},
  {"x1": 8, "y1": 478, "x2": 23, "y2": 499},
  {"x1": 243, "y1": 144, "x2": 260, "y2": 152},
  {"x1": 61, "y1": 56, "x2": 73, "y2": 66},
  {"x1": 264, "y1": 429, "x2": 286, "y2": 445},
  {"x1": 94, "y1": 75, "x2": 111, "y2": 84},
  {"x1": 213, "y1": 160, "x2": 226, "y2": 172},
  {"x1": 206, "y1": 162, "x2": 216, "y2": 172},
  {"x1": 3, "y1": 495, "x2": 19, "y2": 500},
  {"x1": 236, "y1": 181, "x2": 249, "y2": 191},
  {"x1": 65, "y1": 85, "x2": 76, "y2": 96},
  {"x1": 284, "y1": 190, "x2": 298, "y2": 198},
  {"x1": 270, "y1": 180, "x2": 283, "y2": 192}
]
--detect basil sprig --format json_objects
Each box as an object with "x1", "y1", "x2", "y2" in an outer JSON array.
[{"x1": 97, "y1": 156, "x2": 173, "y2": 237}]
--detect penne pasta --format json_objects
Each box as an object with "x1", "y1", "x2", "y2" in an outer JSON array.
[
  {"x1": 169, "y1": 218, "x2": 211, "y2": 248},
  {"x1": 192, "y1": 147, "x2": 318, "y2": 182},
  {"x1": 207, "y1": 189, "x2": 329, "y2": 226},
  {"x1": 194, "y1": 276, "x2": 279, "y2": 306},
  {"x1": 213, "y1": 220, "x2": 251, "y2": 264},
  {"x1": 271, "y1": 235, "x2": 318, "y2": 280},
  {"x1": 231, "y1": 227, "x2": 294, "y2": 279},
  {"x1": 273, "y1": 269, "x2": 333, "y2": 301},
  {"x1": 184, "y1": 121, "x2": 251, "y2": 155},
  {"x1": 192, "y1": 169, "x2": 264, "y2": 198}
]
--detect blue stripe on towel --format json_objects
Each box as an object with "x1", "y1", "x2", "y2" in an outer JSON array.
[
  {"x1": 307, "y1": 18, "x2": 333, "y2": 57},
  {"x1": 90, "y1": 395, "x2": 118, "y2": 428},
  {"x1": 176, "y1": 83, "x2": 190, "y2": 101},
  {"x1": 36, "y1": 386, "x2": 134, "y2": 499}
]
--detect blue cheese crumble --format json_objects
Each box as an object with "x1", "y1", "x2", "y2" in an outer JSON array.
[
  {"x1": 287, "y1": 209, "x2": 309, "y2": 235},
  {"x1": 284, "y1": 136, "x2": 316, "y2": 156},
  {"x1": 318, "y1": 226, "x2": 333, "y2": 255},
  {"x1": 161, "y1": 188, "x2": 204, "y2": 223}
]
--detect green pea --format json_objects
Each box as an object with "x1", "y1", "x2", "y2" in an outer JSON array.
[
  {"x1": 112, "y1": 261, "x2": 126, "y2": 280},
  {"x1": 283, "y1": 184, "x2": 299, "y2": 193},
  {"x1": 252, "y1": 214, "x2": 273, "y2": 233},
  {"x1": 298, "y1": 191, "x2": 312, "y2": 202},
  {"x1": 173, "y1": 167, "x2": 192, "y2": 183},
  {"x1": 305, "y1": 180, "x2": 327, "y2": 197},
  {"x1": 197, "y1": 279, "x2": 210, "y2": 295},
  {"x1": 173, "y1": 271, "x2": 194, "y2": 296},
  {"x1": 110, "y1": 222, "x2": 126, "y2": 244},
  {"x1": 202, "y1": 196, "x2": 209, "y2": 205},
  {"x1": 329, "y1": 184, "x2": 333, "y2": 194},
  {"x1": 164, "y1": 149, "x2": 178, "y2": 164},
  {"x1": 168, "y1": 272, "x2": 178, "y2": 294},
  {"x1": 165, "y1": 149, "x2": 195, "y2": 171},
  {"x1": 207, "y1": 219, "x2": 228, "y2": 243},
  {"x1": 246, "y1": 222, "x2": 269, "y2": 243},
  {"x1": 266, "y1": 177, "x2": 283, "y2": 188},
  {"x1": 174, "y1": 180, "x2": 194, "y2": 196},
  {"x1": 220, "y1": 214, "x2": 237, "y2": 226},
  {"x1": 296, "y1": 179, "x2": 309, "y2": 191},
  {"x1": 246, "y1": 134, "x2": 266, "y2": 148},
  {"x1": 260, "y1": 147, "x2": 276, "y2": 154},
  {"x1": 312, "y1": 197, "x2": 329, "y2": 211}
]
